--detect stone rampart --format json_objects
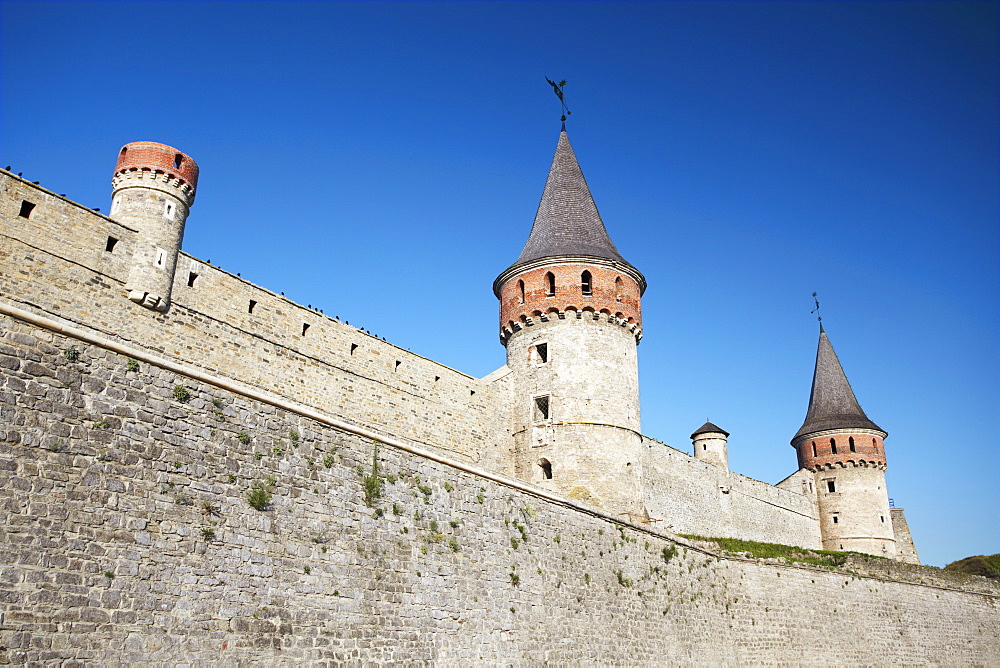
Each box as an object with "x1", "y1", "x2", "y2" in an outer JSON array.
[
  {"x1": 1, "y1": 172, "x2": 498, "y2": 465},
  {"x1": 1, "y1": 312, "x2": 998, "y2": 665},
  {"x1": 641, "y1": 439, "x2": 824, "y2": 549}
]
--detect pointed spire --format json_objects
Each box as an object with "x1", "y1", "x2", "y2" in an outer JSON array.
[
  {"x1": 793, "y1": 328, "x2": 884, "y2": 441},
  {"x1": 511, "y1": 129, "x2": 633, "y2": 269}
]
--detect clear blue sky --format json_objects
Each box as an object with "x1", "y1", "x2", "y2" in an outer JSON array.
[{"x1": 2, "y1": 1, "x2": 996, "y2": 568}]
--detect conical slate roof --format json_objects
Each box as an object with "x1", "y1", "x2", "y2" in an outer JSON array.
[
  {"x1": 512, "y1": 129, "x2": 630, "y2": 267},
  {"x1": 691, "y1": 421, "x2": 730, "y2": 439},
  {"x1": 793, "y1": 325, "x2": 884, "y2": 441}
]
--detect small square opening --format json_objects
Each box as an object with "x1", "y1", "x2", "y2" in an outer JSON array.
[
  {"x1": 187, "y1": 272, "x2": 198, "y2": 287},
  {"x1": 105, "y1": 237, "x2": 119, "y2": 253},
  {"x1": 19, "y1": 200, "x2": 36, "y2": 218}
]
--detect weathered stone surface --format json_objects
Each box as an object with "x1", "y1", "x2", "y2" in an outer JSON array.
[{"x1": 0, "y1": 314, "x2": 997, "y2": 664}]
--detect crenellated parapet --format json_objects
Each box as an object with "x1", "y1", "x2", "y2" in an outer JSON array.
[
  {"x1": 112, "y1": 141, "x2": 199, "y2": 204},
  {"x1": 112, "y1": 168, "x2": 197, "y2": 208},
  {"x1": 792, "y1": 428, "x2": 887, "y2": 471},
  {"x1": 495, "y1": 258, "x2": 644, "y2": 344}
]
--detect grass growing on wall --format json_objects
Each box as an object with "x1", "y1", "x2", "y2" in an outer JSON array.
[{"x1": 679, "y1": 535, "x2": 863, "y2": 569}]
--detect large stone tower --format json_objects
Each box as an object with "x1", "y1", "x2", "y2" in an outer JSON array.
[
  {"x1": 494, "y1": 127, "x2": 646, "y2": 512},
  {"x1": 111, "y1": 142, "x2": 199, "y2": 311},
  {"x1": 791, "y1": 324, "x2": 896, "y2": 557}
]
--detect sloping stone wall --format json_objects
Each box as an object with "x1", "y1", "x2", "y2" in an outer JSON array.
[{"x1": 2, "y1": 313, "x2": 998, "y2": 665}]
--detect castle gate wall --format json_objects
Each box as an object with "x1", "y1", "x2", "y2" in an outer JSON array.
[{"x1": 1, "y1": 313, "x2": 998, "y2": 665}]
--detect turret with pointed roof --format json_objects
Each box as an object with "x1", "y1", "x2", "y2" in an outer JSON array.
[
  {"x1": 791, "y1": 324, "x2": 887, "y2": 471},
  {"x1": 494, "y1": 128, "x2": 644, "y2": 345},
  {"x1": 791, "y1": 324, "x2": 896, "y2": 558},
  {"x1": 691, "y1": 421, "x2": 730, "y2": 469},
  {"x1": 495, "y1": 125, "x2": 646, "y2": 514},
  {"x1": 793, "y1": 324, "x2": 884, "y2": 441}
]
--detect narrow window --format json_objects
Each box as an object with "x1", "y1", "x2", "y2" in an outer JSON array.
[
  {"x1": 533, "y1": 395, "x2": 550, "y2": 421},
  {"x1": 614, "y1": 276, "x2": 623, "y2": 302},
  {"x1": 540, "y1": 459, "x2": 553, "y2": 480},
  {"x1": 105, "y1": 237, "x2": 118, "y2": 253},
  {"x1": 154, "y1": 248, "x2": 166, "y2": 268},
  {"x1": 880, "y1": 515, "x2": 885, "y2": 523},
  {"x1": 395, "y1": 360, "x2": 402, "y2": 371},
  {"x1": 174, "y1": 154, "x2": 183, "y2": 169},
  {"x1": 827, "y1": 480, "x2": 836, "y2": 493},
  {"x1": 187, "y1": 272, "x2": 198, "y2": 287},
  {"x1": 18, "y1": 200, "x2": 35, "y2": 218},
  {"x1": 350, "y1": 343, "x2": 358, "y2": 355},
  {"x1": 165, "y1": 202, "x2": 175, "y2": 218},
  {"x1": 545, "y1": 272, "x2": 555, "y2": 297},
  {"x1": 534, "y1": 342, "x2": 548, "y2": 364},
  {"x1": 811, "y1": 442, "x2": 817, "y2": 457},
  {"x1": 517, "y1": 280, "x2": 525, "y2": 305},
  {"x1": 581, "y1": 270, "x2": 592, "y2": 295},
  {"x1": 830, "y1": 438, "x2": 837, "y2": 455},
  {"x1": 849, "y1": 436, "x2": 856, "y2": 453},
  {"x1": 832, "y1": 515, "x2": 839, "y2": 524},
  {"x1": 301, "y1": 323, "x2": 310, "y2": 336},
  {"x1": 703, "y1": 443, "x2": 707, "y2": 451},
  {"x1": 120, "y1": 147, "x2": 128, "y2": 157},
  {"x1": 248, "y1": 300, "x2": 257, "y2": 314}
]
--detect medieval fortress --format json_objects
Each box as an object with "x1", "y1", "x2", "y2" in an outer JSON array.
[{"x1": 0, "y1": 132, "x2": 996, "y2": 664}]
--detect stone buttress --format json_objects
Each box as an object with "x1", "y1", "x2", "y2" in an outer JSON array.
[{"x1": 494, "y1": 127, "x2": 646, "y2": 513}]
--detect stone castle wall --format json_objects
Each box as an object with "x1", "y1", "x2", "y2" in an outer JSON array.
[
  {"x1": 4, "y1": 169, "x2": 997, "y2": 663},
  {"x1": 641, "y1": 439, "x2": 824, "y2": 549},
  {"x1": 1, "y1": 173, "x2": 499, "y2": 467},
  {"x1": 1, "y1": 312, "x2": 998, "y2": 665}
]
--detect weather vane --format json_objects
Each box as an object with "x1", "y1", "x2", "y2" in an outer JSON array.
[
  {"x1": 810, "y1": 292, "x2": 822, "y2": 323},
  {"x1": 545, "y1": 77, "x2": 571, "y2": 123}
]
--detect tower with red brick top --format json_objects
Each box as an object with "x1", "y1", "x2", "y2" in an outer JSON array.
[
  {"x1": 111, "y1": 141, "x2": 199, "y2": 311},
  {"x1": 792, "y1": 324, "x2": 896, "y2": 557},
  {"x1": 494, "y1": 126, "x2": 646, "y2": 512}
]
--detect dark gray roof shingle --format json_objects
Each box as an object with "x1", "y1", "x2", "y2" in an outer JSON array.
[
  {"x1": 793, "y1": 327, "x2": 884, "y2": 441},
  {"x1": 691, "y1": 422, "x2": 730, "y2": 439},
  {"x1": 512, "y1": 129, "x2": 631, "y2": 267}
]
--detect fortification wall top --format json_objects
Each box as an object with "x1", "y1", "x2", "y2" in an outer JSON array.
[
  {"x1": 0, "y1": 172, "x2": 500, "y2": 464},
  {"x1": 641, "y1": 435, "x2": 822, "y2": 548}
]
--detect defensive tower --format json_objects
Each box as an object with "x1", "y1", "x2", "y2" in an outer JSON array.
[
  {"x1": 111, "y1": 141, "x2": 199, "y2": 311},
  {"x1": 791, "y1": 324, "x2": 896, "y2": 557},
  {"x1": 691, "y1": 421, "x2": 729, "y2": 469},
  {"x1": 494, "y1": 126, "x2": 646, "y2": 512}
]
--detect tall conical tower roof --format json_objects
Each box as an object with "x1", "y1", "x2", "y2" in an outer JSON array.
[
  {"x1": 504, "y1": 128, "x2": 639, "y2": 277},
  {"x1": 793, "y1": 325, "x2": 884, "y2": 441}
]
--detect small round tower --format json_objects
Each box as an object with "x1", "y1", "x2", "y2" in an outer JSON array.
[
  {"x1": 691, "y1": 421, "x2": 729, "y2": 469},
  {"x1": 495, "y1": 126, "x2": 646, "y2": 512},
  {"x1": 111, "y1": 142, "x2": 199, "y2": 311},
  {"x1": 792, "y1": 324, "x2": 895, "y2": 558}
]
